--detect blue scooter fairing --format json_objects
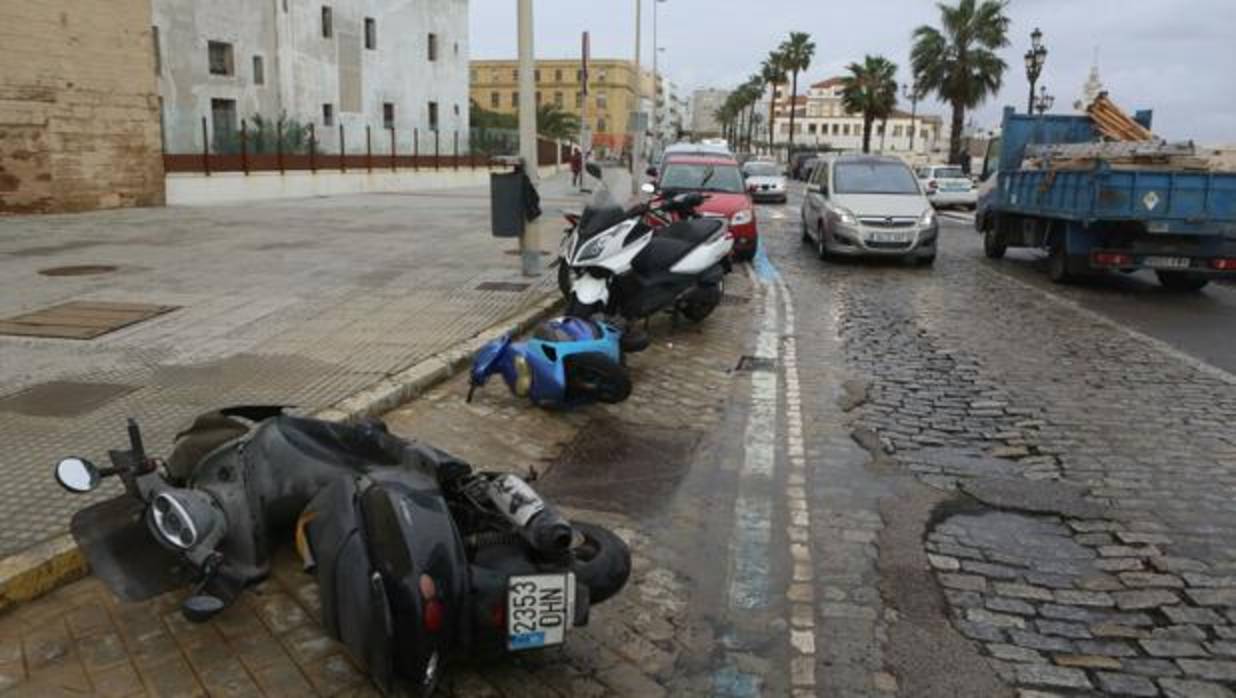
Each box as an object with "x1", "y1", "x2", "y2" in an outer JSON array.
[{"x1": 468, "y1": 317, "x2": 625, "y2": 407}]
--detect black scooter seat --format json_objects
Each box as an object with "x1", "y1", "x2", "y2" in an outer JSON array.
[{"x1": 660, "y1": 218, "x2": 723, "y2": 246}]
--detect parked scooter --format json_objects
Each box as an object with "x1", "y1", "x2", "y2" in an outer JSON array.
[
  {"x1": 53, "y1": 408, "x2": 630, "y2": 696},
  {"x1": 468, "y1": 316, "x2": 633, "y2": 407},
  {"x1": 560, "y1": 165, "x2": 733, "y2": 334}
]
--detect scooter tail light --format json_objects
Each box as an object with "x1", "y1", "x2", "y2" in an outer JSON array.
[
  {"x1": 1210, "y1": 258, "x2": 1236, "y2": 271},
  {"x1": 489, "y1": 602, "x2": 505, "y2": 629},
  {"x1": 423, "y1": 599, "x2": 445, "y2": 633}
]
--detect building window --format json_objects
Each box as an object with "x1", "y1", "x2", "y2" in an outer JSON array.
[
  {"x1": 207, "y1": 41, "x2": 234, "y2": 76},
  {"x1": 152, "y1": 26, "x2": 161, "y2": 75},
  {"x1": 321, "y1": 6, "x2": 332, "y2": 38},
  {"x1": 843, "y1": 124, "x2": 851, "y2": 136},
  {"x1": 383, "y1": 103, "x2": 395, "y2": 129},
  {"x1": 513, "y1": 69, "x2": 519, "y2": 81},
  {"x1": 808, "y1": 124, "x2": 817, "y2": 135},
  {"x1": 575, "y1": 92, "x2": 582, "y2": 107},
  {"x1": 576, "y1": 69, "x2": 583, "y2": 82},
  {"x1": 555, "y1": 69, "x2": 563, "y2": 82},
  {"x1": 597, "y1": 118, "x2": 607, "y2": 132},
  {"x1": 535, "y1": 91, "x2": 542, "y2": 105},
  {"x1": 596, "y1": 92, "x2": 607, "y2": 109},
  {"x1": 534, "y1": 69, "x2": 541, "y2": 81},
  {"x1": 454, "y1": 42, "x2": 459, "y2": 56},
  {"x1": 210, "y1": 98, "x2": 237, "y2": 149},
  {"x1": 322, "y1": 103, "x2": 334, "y2": 127},
  {"x1": 598, "y1": 69, "x2": 607, "y2": 81},
  {"x1": 253, "y1": 56, "x2": 264, "y2": 85},
  {"x1": 427, "y1": 33, "x2": 438, "y2": 61},
  {"x1": 490, "y1": 91, "x2": 500, "y2": 108},
  {"x1": 893, "y1": 125, "x2": 902, "y2": 138},
  {"x1": 511, "y1": 92, "x2": 519, "y2": 108},
  {"x1": 428, "y1": 101, "x2": 439, "y2": 131},
  {"x1": 554, "y1": 91, "x2": 563, "y2": 107},
  {"x1": 454, "y1": 103, "x2": 460, "y2": 116},
  {"x1": 365, "y1": 18, "x2": 376, "y2": 50}
]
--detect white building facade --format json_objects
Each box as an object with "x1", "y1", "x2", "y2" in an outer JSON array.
[
  {"x1": 773, "y1": 78, "x2": 943, "y2": 156},
  {"x1": 154, "y1": 0, "x2": 470, "y2": 154},
  {"x1": 689, "y1": 88, "x2": 730, "y2": 137}
]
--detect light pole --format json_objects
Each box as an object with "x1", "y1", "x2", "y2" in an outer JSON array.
[
  {"x1": 902, "y1": 82, "x2": 920, "y2": 152},
  {"x1": 1024, "y1": 27, "x2": 1047, "y2": 115},
  {"x1": 651, "y1": 0, "x2": 666, "y2": 155},
  {"x1": 631, "y1": 0, "x2": 641, "y2": 193},
  {"x1": 517, "y1": 0, "x2": 540, "y2": 276},
  {"x1": 1033, "y1": 85, "x2": 1055, "y2": 115}
]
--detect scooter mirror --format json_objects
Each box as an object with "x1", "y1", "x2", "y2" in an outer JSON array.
[
  {"x1": 585, "y1": 162, "x2": 603, "y2": 180},
  {"x1": 640, "y1": 182, "x2": 656, "y2": 195},
  {"x1": 181, "y1": 594, "x2": 226, "y2": 623},
  {"x1": 55, "y1": 457, "x2": 101, "y2": 493}
]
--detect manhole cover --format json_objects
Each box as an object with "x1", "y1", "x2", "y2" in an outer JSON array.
[
  {"x1": 475, "y1": 281, "x2": 531, "y2": 292},
  {"x1": 735, "y1": 355, "x2": 775, "y2": 372},
  {"x1": 0, "y1": 301, "x2": 178, "y2": 340},
  {"x1": 38, "y1": 265, "x2": 117, "y2": 277},
  {"x1": 0, "y1": 381, "x2": 138, "y2": 417}
]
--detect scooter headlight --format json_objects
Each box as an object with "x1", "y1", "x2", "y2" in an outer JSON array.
[
  {"x1": 575, "y1": 235, "x2": 609, "y2": 263},
  {"x1": 151, "y1": 491, "x2": 219, "y2": 550},
  {"x1": 512, "y1": 354, "x2": 532, "y2": 397}
]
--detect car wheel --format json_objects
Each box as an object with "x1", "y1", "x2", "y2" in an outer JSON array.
[
  {"x1": 816, "y1": 224, "x2": 829, "y2": 260},
  {"x1": 917, "y1": 254, "x2": 936, "y2": 267},
  {"x1": 801, "y1": 215, "x2": 811, "y2": 243},
  {"x1": 983, "y1": 228, "x2": 1007, "y2": 259}
]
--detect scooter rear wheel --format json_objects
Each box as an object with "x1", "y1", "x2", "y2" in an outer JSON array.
[
  {"x1": 564, "y1": 353, "x2": 631, "y2": 404},
  {"x1": 569, "y1": 521, "x2": 631, "y2": 604}
]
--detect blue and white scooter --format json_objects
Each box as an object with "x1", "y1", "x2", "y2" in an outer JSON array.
[{"x1": 468, "y1": 316, "x2": 632, "y2": 407}]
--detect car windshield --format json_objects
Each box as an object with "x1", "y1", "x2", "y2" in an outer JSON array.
[
  {"x1": 933, "y1": 167, "x2": 966, "y2": 179},
  {"x1": 744, "y1": 163, "x2": 780, "y2": 177},
  {"x1": 661, "y1": 163, "x2": 745, "y2": 193},
  {"x1": 834, "y1": 162, "x2": 920, "y2": 195}
]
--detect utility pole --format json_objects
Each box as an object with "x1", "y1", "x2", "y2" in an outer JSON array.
[
  {"x1": 903, "y1": 82, "x2": 919, "y2": 153},
  {"x1": 517, "y1": 0, "x2": 540, "y2": 276},
  {"x1": 630, "y1": 0, "x2": 642, "y2": 195},
  {"x1": 1024, "y1": 27, "x2": 1047, "y2": 115},
  {"x1": 579, "y1": 31, "x2": 590, "y2": 192}
]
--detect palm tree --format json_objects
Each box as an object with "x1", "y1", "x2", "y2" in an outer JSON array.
[
  {"x1": 535, "y1": 103, "x2": 580, "y2": 141},
  {"x1": 840, "y1": 55, "x2": 899, "y2": 154},
  {"x1": 714, "y1": 104, "x2": 736, "y2": 144},
  {"x1": 743, "y1": 77, "x2": 763, "y2": 152},
  {"x1": 911, "y1": 0, "x2": 1010, "y2": 164},
  {"x1": 778, "y1": 32, "x2": 816, "y2": 155},
  {"x1": 761, "y1": 51, "x2": 788, "y2": 152}
]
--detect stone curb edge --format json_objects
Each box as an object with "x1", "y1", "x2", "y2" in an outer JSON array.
[{"x1": 0, "y1": 290, "x2": 563, "y2": 614}]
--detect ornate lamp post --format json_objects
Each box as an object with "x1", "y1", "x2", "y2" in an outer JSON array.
[
  {"x1": 902, "y1": 82, "x2": 920, "y2": 152},
  {"x1": 1024, "y1": 27, "x2": 1047, "y2": 114},
  {"x1": 1033, "y1": 85, "x2": 1055, "y2": 115}
]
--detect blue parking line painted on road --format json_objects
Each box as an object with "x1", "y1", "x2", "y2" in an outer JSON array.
[
  {"x1": 711, "y1": 663, "x2": 763, "y2": 697},
  {"x1": 753, "y1": 236, "x2": 780, "y2": 281}
]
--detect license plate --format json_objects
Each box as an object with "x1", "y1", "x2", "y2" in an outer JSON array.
[
  {"x1": 1143, "y1": 256, "x2": 1191, "y2": 269},
  {"x1": 869, "y1": 232, "x2": 910, "y2": 243},
  {"x1": 507, "y1": 573, "x2": 575, "y2": 650}
]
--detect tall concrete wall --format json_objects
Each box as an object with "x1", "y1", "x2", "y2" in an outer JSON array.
[
  {"x1": 157, "y1": 0, "x2": 470, "y2": 155},
  {"x1": 0, "y1": 0, "x2": 165, "y2": 213}
]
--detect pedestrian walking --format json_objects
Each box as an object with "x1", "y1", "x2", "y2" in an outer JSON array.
[{"x1": 570, "y1": 147, "x2": 584, "y2": 187}]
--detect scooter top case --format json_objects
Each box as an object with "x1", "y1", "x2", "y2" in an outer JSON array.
[{"x1": 301, "y1": 466, "x2": 471, "y2": 697}]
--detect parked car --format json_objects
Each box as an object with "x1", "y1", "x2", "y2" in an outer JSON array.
[
  {"x1": 649, "y1": 142, "x2": 735, "y2": 178},
  {"x1": 800, "y1": 154, "x2": 938, "y2": 265},
  {"x1": 658, "y1": 154, "x2": 759, "y2": 261},
  {"x1": 915, "y1": 164, "x2": 977, "y2": 209},
  {"x1": 789, "y1": 152, "x2": 820, "y2": 180},
  {"x1": 741, "y1": 161, "x2": 788, "y2": 203}
]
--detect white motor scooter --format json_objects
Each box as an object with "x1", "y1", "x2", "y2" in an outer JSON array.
[{"x1": 559, "y1": 167, "x2": 734, "y2": 344}]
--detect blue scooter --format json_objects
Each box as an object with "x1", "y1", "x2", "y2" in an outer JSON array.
[{"x1": 468, "y1": 316, "x2": 632, "y2": 407}]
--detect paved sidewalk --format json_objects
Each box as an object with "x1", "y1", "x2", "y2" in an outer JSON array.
[{"x1": 0, "y1": 171, "x2": 600, "y2": 558}]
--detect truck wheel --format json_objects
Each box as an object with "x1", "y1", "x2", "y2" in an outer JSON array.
[
  {"x1": 1156, "y1": 271, "x2": 1210, "y2": 292},
  {"x1": 983, "y1": 228, "x2": 1007, "y2": 259},
  {"x1": 1047, "y1": 243, "x2": 1073, "y2": 284}
]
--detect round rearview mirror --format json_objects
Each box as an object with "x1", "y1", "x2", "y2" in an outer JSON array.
[
  {"x1": 55, "y1": 457, "x2": 101, "y2": 493},
  {"x1": 640, "y1": 182, "x2": 656, "y2": 195},
  {"x1": 585, "y1": 162, "x2": 603, "y2": 180}
]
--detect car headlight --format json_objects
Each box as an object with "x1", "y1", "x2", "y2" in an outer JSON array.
[
  {"x1": 919, "y1": 208, "x2": 937, "y2": 228},
  {"x1": 835, "y1": 207, "x2": 859, "y2": 226},
  {"x1": 731, "y1": 209, "x2": 753, "y2": 226}
]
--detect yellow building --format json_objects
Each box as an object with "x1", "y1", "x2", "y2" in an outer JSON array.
[{"x1": 470, "y1": 59, "x2": 655, "y2": 153}]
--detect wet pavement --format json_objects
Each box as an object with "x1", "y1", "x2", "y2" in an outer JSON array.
[{"x1": 3, "y1": 181, "x2": 1236, "y2": 697}]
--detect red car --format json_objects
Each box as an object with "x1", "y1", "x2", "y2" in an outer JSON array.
[{"x1": 652, "y1": 154, "x2": 758, "y2": 261}]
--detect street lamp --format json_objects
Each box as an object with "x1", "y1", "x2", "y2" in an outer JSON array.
[
  {"x1": 651, "y1": 0, "x2": 666, "y2": 154},
  {"x1": 902, "y1": 82, "x2": 920, "y2": 152},
  {"x1": 1033, "y1": 85, "x2": 1055, "y2": 115},
  {"x1": 1024, "y1": 27, "x2": 1047, "y2": 114}
]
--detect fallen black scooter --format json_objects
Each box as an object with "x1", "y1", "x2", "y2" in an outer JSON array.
[{"x1": 53, "y1": 407, "x2": 630, "y2": 696}]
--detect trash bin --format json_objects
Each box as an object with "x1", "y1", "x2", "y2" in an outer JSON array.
[{"x1": 490, "y1": 157, "x2": 526, "y2": 238}]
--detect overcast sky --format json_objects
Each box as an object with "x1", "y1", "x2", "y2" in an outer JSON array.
[{"x1": 470, "y1": 0, "x2": 1236, "y2": 143}]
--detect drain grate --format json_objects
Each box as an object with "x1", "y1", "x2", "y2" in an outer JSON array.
[
  {"x1": 735, "y1": 355, "x2": 776, "y2": 372},
  {"x1": 503, "y1": 250, "x2": 551, "y2": 256},
  {"x1": 0, "y1": 301, "x2": 178, "y2": 339},
  {"x1": 38, "y1": 265, "x2": 117, "y2": 277},
  {"x1": 0, "y1": 381, "x2": 138, "y2": 417},
  {"x1": 719, "y1": 295, "x2": 751, "y2": 306},
  {"x1": 475, "y1": 281, "x2": 531, "y2": 292}
]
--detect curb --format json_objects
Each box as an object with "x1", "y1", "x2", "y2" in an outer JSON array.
[{"x1": 0, "y1": 290, "x2": 563, "y2": 614}]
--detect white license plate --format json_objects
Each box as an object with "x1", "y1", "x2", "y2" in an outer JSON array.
[
  {"x1": 869, "y1": 232, "x2": 910, "y2": 243},
  {"x1": 507, "y1": 573, "x2": 575, "y2": 650},
  {"x1": 1143, "y1": 256, "x2": 1191, "y2": 269}
]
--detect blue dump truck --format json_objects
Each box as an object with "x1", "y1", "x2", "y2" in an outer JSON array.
[{"x1": 975, "y1": 106, "x2": 1236, "y2": 290}]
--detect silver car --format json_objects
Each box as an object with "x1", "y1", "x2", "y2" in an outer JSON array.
[
  {"x1": 741, "y1": 161, "x2": 788, "y2": 203},
  {"x1": 915, "y1": 164, "x2": 977, "y2": 209},
  {"x1": 800, "y1": 155, "x2": 938, "y2": 265}
]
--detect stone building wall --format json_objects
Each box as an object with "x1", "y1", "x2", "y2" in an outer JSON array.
[{"x1": 0, "y1": 0, "x2": 164, "y2": 213}]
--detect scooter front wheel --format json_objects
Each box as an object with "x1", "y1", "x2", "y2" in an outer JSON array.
[
  {"x1": 564, "y1": 353, "x2": 631, "y2": 404},
  {"x1": 569, "y1": 521, "x2": 631, "y2": 604}
]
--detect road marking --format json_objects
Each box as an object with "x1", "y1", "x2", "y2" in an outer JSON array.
[{"x1": 939, "y1": 211, "x2": 975, "y2": 223}]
